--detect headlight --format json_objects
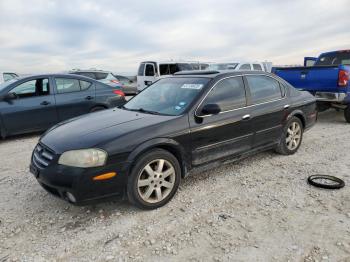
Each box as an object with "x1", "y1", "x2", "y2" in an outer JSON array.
[{"x1": 58, "y1": 149, "x2": 107, "y2": 168}]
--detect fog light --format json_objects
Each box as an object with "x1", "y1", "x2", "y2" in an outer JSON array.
[{"x1": 66, "y1": 192, "x2": 76, "y2": 203}]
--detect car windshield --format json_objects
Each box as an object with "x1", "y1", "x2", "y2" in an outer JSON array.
[
  {"x1": 209, "y1": 63, "x2": 238, "y2": 70},
  {"x1": 0, "y1": 79, "x2": 17, "y2": 92},
  {"x1": 315, "y1": 52, "x2": 350, "y2": 66},
  {"x1": 123, "y1": 77, "x2": 209, "y2": 116}
]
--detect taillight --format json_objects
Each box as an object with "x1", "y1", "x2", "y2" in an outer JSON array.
[
  {"x1": 113, "y1": 90, "x2": 125, "y2": 97},
  {"x1": 338, "y1": 70, "x2": 349, "y2": 87},
  {"x1": 111, "y1": 80, "x2": 120, "y2": 84}
]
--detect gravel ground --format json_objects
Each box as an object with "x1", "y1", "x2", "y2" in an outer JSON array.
[{"x1": 0, "y1": 109, "x2": 349, "y2": 262}]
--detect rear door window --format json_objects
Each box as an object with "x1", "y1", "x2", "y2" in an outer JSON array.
[
  {"x1": 94, "y1": 72, "x2": 108, "y2": 80},
  {"x1": 76, "y1": 72, "x2": 96, "y2": 79},
  {"x1": 202, "y1": 77, "x2": 246, "y2": 112},
  {"x1": 55, "y1": 78, "x2": 81, "y2": 94},
  {"x1": 159, "y1": 64, "x2": 169, "y2": 75},
  {"x1": 253, "y1": 64, "x2": 263, "y2": 71},
  {"x1": 239, "y1": 64, "x2": 252, "y2": 70},
  {"x1": 79, "y1": 80, "x2": 92, "y2": 91},
  {"x1": 246, "y1": 75, "x2": 283, "y2": 104},
  {"x1": 315, "y1": 52, "x2": 350, "y2": 66},
  {"x1": 11, "y1": 78, "x2": 50, "y2": 98}
]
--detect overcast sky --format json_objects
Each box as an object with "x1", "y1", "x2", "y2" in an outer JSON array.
[{"x1": 0, "y1": 0, "x2": 349, "y2": 74}]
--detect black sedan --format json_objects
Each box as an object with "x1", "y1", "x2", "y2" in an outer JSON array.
[
  {"x1": 0, "y1": 74, "x2": 126, "y2": 138},
  {"x1": 30, "y1": 71, "x2": 317, "y2": 209}
]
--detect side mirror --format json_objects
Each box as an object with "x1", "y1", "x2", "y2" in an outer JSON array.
[
  {"x1": 201, "y1": 104, "x2": 221, "y2": 115},
  {"x1": 4, "y1": 92, "x2": 17, "y2": 101}
]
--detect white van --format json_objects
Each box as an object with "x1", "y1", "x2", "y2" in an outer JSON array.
[
  {"x1": 208, "y1": 62, "x2": 273, "y2": 72},
  {"x1": 137, "y1": 61, "x2": 209, "y2": 91}
]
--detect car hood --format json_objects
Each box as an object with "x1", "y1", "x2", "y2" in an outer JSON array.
[{"x1": 40, "y1": 108, "x2": 175, "y2": 153}]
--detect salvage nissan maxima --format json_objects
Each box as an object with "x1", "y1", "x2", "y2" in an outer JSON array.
[{"x1": 30, "y1": 71, "x2": 317, "y2": 209}]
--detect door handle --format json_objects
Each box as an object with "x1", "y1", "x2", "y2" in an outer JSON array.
[
  {"x1": 242, "y1": 114, "x2": 251, "y2": 120},
  {"x1": 284, "y1": 104, "x2": 290, "y2": 109},
  {"x1": 85, "y1": 96, "x2": 93, "y2": 100},
  {"x1": 40, "y1": 101, "x2": 50, "y2": 106}
]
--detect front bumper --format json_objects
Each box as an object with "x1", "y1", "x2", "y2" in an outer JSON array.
[{"x1": 30, "y1": 145, "x2": 129, "y2": 205}]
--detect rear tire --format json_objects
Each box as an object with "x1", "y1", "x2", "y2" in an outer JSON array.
[
  {"x1": 90, "y1": 106, "x2": 106, "y2": 113},
  {"x1": 344, "y1": 106, "x2": 350, "y2": 123},
  {"x1": 275, "y1": 116, "x2": 303, "y2": 155},
  {"x1": 127, "y1": 149, "x2": 181, "y2": 210}
]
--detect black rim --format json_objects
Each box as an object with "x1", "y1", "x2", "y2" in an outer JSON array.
[{"x1": 307, "y1": 175, "x2": 345, "y2": 189}]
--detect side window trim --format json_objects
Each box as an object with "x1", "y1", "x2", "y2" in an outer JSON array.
[
  {"x1": 244, "y1": 74, "x2": 287, "y2": 106},
  {"x1": 239, "y1": 64, "x2": 251, "y2": 70},
  {"x1": 195, "y1": 74, "x2": 287, "y2": 117},
  {"x1": 10, "y1": 78, "x2": 50, "y2": 99}
]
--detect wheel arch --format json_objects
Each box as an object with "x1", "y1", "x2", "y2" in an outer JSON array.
[
  {"x1": 287, "y1": 110, "x2": 306, "y2": 128},
  {"x1": 125, "y1": 138, "x2": 189, "y2": 179}
]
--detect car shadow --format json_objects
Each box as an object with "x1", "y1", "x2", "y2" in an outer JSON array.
[
  {"x1": 0, "y1": 132, "x2": 42, "y2": 144},
  {"x1": 317, "y1": 108, "x2": 347, "y2": 124}
]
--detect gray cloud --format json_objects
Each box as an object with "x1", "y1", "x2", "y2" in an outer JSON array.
[{"x1": 0, "y1": 0, "x2": 349, "y2": 74}]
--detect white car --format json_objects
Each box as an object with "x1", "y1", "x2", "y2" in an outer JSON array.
[
  {"x1": 0, "y1": 71, "x2": 18, "y2": 84},
  {"x1": 137, "y1": 61, "x2": 209, "y2": 91},
  {"x1": 209, "y1": 62, "x2": 272, "y2": 72}
]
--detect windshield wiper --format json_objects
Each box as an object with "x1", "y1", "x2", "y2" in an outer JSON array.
[
  {"x1": 119, "y1": 106, "x2": 170, "y2": 116},
  {"x1": 135, "y1": 108, "x2": 163, "y2": 115}
]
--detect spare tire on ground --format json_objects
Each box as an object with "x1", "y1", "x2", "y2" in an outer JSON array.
[{"x1": 307, "y1": 175, "x2": 345, "y2": 189}]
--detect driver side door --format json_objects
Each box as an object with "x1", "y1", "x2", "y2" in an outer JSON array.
[
  {"x1": 1, "y1": 77, "x2": 57, "y2": 135},
  {"x1": 189, "y1": 76, "x2": 254, "y2": 166}
]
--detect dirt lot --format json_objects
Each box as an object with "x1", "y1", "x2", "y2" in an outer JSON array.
[{"x1": 0, "y1": 109, "x2": 349, "y2": 262}]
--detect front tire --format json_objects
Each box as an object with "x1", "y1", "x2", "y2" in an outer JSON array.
[
  {"x1": 127, "y1": 149, "x2": 181, "y2": 209},
  {"x1": 275, "y1": 116, "x2": 303, "y2": 155},
  {"x1": 344, "y1": 106, "x2": 350, "y2": 123}
]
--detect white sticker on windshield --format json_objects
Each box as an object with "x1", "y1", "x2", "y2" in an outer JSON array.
[{"x1": 181, "y1": 84, "x2": 203, "y2": 90}]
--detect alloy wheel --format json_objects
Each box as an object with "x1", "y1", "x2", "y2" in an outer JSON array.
[
  {"x1": 137, "y1": 159, "x2": 176, "y2": 204},
  {"x1": 286, "y1": 121, "x2": 302, "y2": 150}
]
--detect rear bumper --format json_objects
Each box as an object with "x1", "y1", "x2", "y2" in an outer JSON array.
[
  {"x1": 314, "y1": 92, "x2": 347, "y2": 103},
  {"x1": 305, "y1": 112, "x2": 317, "y2": 132}
]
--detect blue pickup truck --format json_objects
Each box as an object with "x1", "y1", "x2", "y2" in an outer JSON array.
[{"x1": 274, "y1": 50, "x2": 350, "y2": 123}]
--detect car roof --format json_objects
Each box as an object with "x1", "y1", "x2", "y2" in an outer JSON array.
[
  {"x1": 70, "y1": 70, "x2": 111, "y2": 73},
  {"x1": 140, "y1": 61, "x2": 204, "y2": 64},
  {"x1": 172, "y1": 70, "x2": 274, "y2": 79},
  {"x1": 13, "y1": 73, "x2": 99, "y2": 82}
]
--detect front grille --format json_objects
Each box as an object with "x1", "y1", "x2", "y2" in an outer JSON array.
[{"x1": 32, "y1": 143, "x2": 55, "y2": 169}]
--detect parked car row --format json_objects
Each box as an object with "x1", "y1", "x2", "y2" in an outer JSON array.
[
  {"x1": 69, "y1": 69, "x2": 138, "y2": 95},
  {"x1": 136, "y1": 61, "x2": 210, "y2": 91},
  {"x1": 136, "y1": 60, "x2": 272, "y2": 91},
  {"x1": 208, "y1": 62, "x2": 272, "y2": 72},
  {"x1": 0, "y1": 74, "x2": 125, "y2": 138}
]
